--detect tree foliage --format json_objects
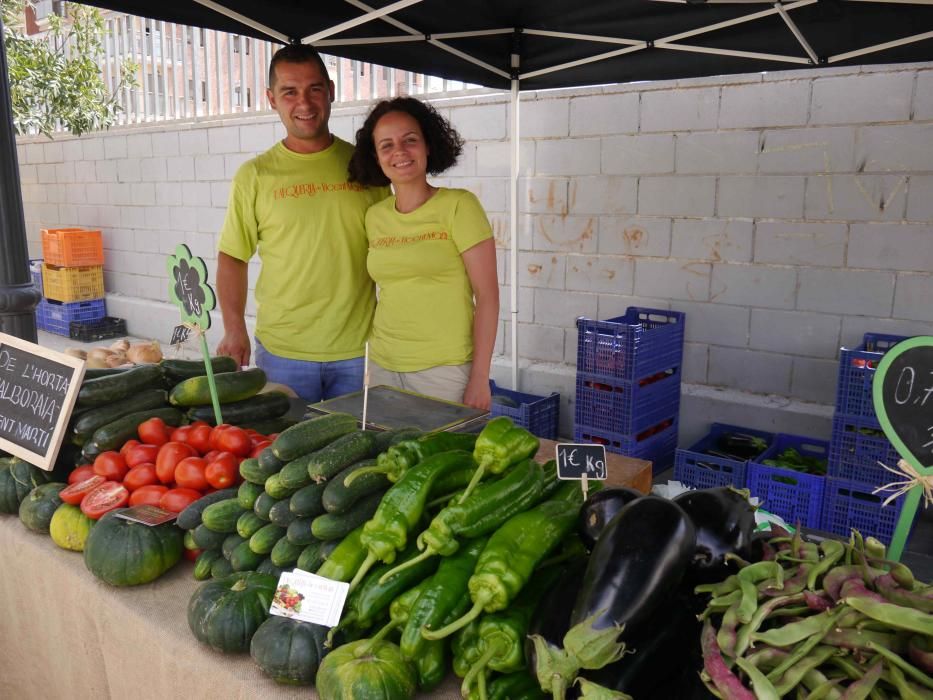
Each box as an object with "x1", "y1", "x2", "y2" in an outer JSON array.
[{"x1": 1, "y1": 1, "x2": 137, "y2": 137}]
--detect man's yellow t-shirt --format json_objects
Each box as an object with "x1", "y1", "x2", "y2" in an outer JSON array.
[
  {"x1": 365, "y1": 188, "x2": 492, "y2": 372},
  {"x1": 218, "y1": 138, "x2": 388, "y2": 361}
]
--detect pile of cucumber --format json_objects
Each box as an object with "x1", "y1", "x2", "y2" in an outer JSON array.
[
  {"x1": 69, "y1": 358, "x2": 297, "y2": 464},
  {"x1": 176, "y1": 413, "x2": 421, "y2": 581}
]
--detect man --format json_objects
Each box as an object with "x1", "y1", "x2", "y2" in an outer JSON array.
[{"x1": 216, "y1": 44, "x2": 388, "y2": 403}]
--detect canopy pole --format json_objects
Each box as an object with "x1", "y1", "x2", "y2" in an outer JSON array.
[{"x1": 509, "y1": 36, "x2": 520, "y2": 390}]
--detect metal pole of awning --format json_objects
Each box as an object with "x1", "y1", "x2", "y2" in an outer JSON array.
[
  {"x1": 509, "y1": 36, "x2": 520, "y2": 391},
  {"x1": 0, "y1": 14, "x2": 41, "y2": 341}
]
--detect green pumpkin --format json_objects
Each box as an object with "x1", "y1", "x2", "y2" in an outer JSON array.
[
  {"x1": 249, "y1": 616, "x2": 329, "y2": 685},
  {"x1": 315, "y1": 638, "x2": 417, "y2": 700},
  {"x1": 18, "y1": 482, "x2": 66, "y2": 533},
  {"x1": 0, "y1": 459, "x2": 51, "y2": 514},
  {"x1": 187, "y1": 571, "x2": 277, "y2": 653},
  {"x1": 83, "y1": 509, "x2": 183, "y2": 586},
  {"x1": 49, "y1": 503, "x2": 95, "y2": 551}
]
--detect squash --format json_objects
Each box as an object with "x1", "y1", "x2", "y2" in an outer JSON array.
[
  {"x1": 18, "y1": 482, "x2": 66, "y2": 533},
  {"x1": 315, "y1": 638, "x2": 417, "y2": 700},
  {"x1": 49, "y1": 503, "x2": 95, "y2": 551},
  {"x1": 249, "y1": 616, "x2": 329, "y2": 685},
  {"x1": 83, "y1": 509, "x2": 183, "y2": 586},
  {"x1": 0, "y1": 459, "x2": 51, "y2": 514},
  {"x1": 187, "y1": 571, "x2": 277, "y2": 653}
]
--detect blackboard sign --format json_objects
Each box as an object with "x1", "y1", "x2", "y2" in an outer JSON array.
[
  {"x1": 0, "y1": 333, "x2": 85, "y2": 470},
  {"x1": 170, "y1": 324, "x2": 191, "y2": 346},
  {"x1": 555, "y1": 442, "x2": 608, "y2": 480},
  {"x1": 876, "y1": 339, "x2": 933, "y2": 468}
]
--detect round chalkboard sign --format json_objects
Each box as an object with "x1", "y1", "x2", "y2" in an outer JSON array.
[
  {"x1": 875, "y1": 338, "x2": 933, "y2": 470},
  {"x1": 166, "y1": 243, "x2": 215, "y2": 329}
]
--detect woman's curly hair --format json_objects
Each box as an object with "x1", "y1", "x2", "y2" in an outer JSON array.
[{"x1": 348, "y1": 97, "x2": 463, "y2": 186}]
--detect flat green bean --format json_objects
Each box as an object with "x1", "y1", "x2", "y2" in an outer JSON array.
[
  {"x1": 773, "y1": 645, "x2": 837, "y2": 697},
  {"x1": 735, "y1": 656, "x2": 780, "y2": 700},
  {"x1": 734, "y1": 593, "x2": 806, "y2": 657},
  {"x1": 800, "y1": 669, "x2": 842, "y2": 700},
  {"x1": 867, "y1": 640, "x2": 933, "y2": 690},
  {"x1": 753, "y1": 609, "x2": 837, "y2": 648},
  {"x1": 883, "y1": 664, "x2": 927, "y2": 700},
  {"x1": 844, "y1": 596, "x2": 933, "y2": 636},
  {"x1": 806, "y1": 540, "x2": 845, "y2": 590},
  {"x1": 765, "y1": 608, "x2": 843, "y2": 681}
]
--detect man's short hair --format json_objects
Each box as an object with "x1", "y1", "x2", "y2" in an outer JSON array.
[{"x1": 268, "y1": 44, "x2": 330, "y2": 87}]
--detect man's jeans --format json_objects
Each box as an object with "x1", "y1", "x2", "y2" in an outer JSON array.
[{"x1": 254, "y1": 338, "x2": 364, "y2": 404}]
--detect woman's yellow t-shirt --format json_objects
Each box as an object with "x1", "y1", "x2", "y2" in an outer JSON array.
[{"x1": 365, "y1": 188, "x2": 492, "y2": 372}]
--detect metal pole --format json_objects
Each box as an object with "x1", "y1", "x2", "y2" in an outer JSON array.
[{"x1": 0, "y1": 15, "x2": 41, "y2": 341}]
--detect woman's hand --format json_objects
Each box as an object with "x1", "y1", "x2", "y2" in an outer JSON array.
[{"x1": 462, "y1": 375, "x2": 492, "y2": 411}]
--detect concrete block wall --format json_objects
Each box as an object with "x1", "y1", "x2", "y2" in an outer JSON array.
[{"x1": 17, "y1": 62, "x2": 933, "y2": 444}]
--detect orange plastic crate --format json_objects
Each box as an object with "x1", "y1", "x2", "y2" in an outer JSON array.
[
  {"x1": 41, "y1": 228, "x2": 104, "y2": 267},
  {"x1": 42, "y1": 263, "x2": 105, "y2": 302}
]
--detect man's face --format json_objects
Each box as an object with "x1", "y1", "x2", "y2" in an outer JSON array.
[{"x1": 267, "y1": 60, "x2": 335, "y2": 153}]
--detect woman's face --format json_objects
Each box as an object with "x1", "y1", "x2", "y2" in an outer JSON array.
[{"x1": 372, "y1": 110, "x2": 429, "y2": 187}]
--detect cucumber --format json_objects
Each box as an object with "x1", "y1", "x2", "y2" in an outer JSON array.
[
  {"x1": 263, "y1": 472, "x2": 297, "y2": 500},
  {"x1": 169, "y1": 367, "x2": 267, "y2": 407},
  {"x1": 257, "y1": 558, "x2": 285, "y2": 578},
  {"x1": 77, "y1": 364, "x2": 165, "y2": 407},
  {"x1": 238, "y1": 458, "x2": 265, "y2": 485},
  {"x1": 289, "y1": 482, "x2": 327, "y2": 518},
  {"x1": 271, "y1": 413, "x2": 358, "y2": 462},
  {"x1": 307, "y1": 431, "x2": 379, "y2": 483},
  {"x1": 201, "y1": 498, "x2": 247, "y2": 533},
  {"x1": 72, "y1": 389, "x2": 168, "y2": 444},
  {"x1": 176, "y1": 488, "x2": 239, "y2": 530},
  {"x1": 253, "y1": 491, "x2": 279, "y2": 522},
  {"x1": 186, "y1": 391, "x2": 291, "y2": 426},
  {"x1": 222, "y1": 533, "x2": 247, "y2": 559},
  {"x1": 286, "y1": 517, "x2": 316, "y2": 546},
  {"x1": 322, "y1": 459, "x2": 389, "y2": 514},
  {"x1": 372, "y1": 427, "x2": 422, "y2": 453},
  {"x1": 160, "y1": 356, "x2": 238, "y2": 385},
  {"x1": 249, "y1": 523, "x2": 287, "y2": 555},
  {"x1": 87, "y1": 407, "x2": 185, "y2": 453},
  {"x1": 230, "y1": 540, "x2": 265, "y2": 572},
  {"x1": 83, "y1": 367, "x2": 132, "y2": 380},
  {"x1": 296, "y1": 539, "x2": 338, "y2": 573},
  {"x1": 192, "y1": 523, "x2": 227, "y2": 550},
  {"x1": 237, "y1": 480, "x2": 264, "y2": 510},
  {"x1": 277, "y1": 453, "x2": 315, "y2": 490},
  {"x1": 211, "y1": 556, "x2": 234, "y2": 579},
  {"x1": 270, "y1": 536, "x2": 304, "y2": 568},
  {"x1": 183, "y1": 529, "x2": 198, "y2": 551},
  {"x1": 194, "y1": 549, "x2": 223, "y2": 580},
  {"x1": 236, "y1": 511, "x2": 267, "y2": 539},
  {"x1": 311, "y1": 491, "x2": 382, "y2": 541},
  {"x1": 268, "y1": 498, "x2": 297, "y2": 528}
]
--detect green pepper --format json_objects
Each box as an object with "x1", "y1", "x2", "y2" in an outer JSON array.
[
  {"x1": 423, "y1": 488, "x2": 581, "y2": 640},
  {"x1": 452, "y1": 619, "x2": 483, "y2": 678},
  {"x1": 416, "y1": 594, "x2": 471, "y2": 692},
  {"x1": 316, "y1": 524, "x2": 367, "y2": 582},
  {"x1": 459, "y1": 417, "x2": 539, "y2": 502},
  {"x1": 348, "y1": 449, "x2": 476, "y2": 592},
  {"x1": 483, "y1": 671, "x2": 547, "y2": 700},
  {"x1": 347, "y1": 431, "x2": 479, "y2": 486}
]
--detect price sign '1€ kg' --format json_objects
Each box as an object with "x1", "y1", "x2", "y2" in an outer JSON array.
[{"x1": 555, "y1": 443, "x2": 608, "y2": 481}]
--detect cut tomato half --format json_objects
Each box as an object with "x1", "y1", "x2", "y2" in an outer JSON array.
[
  {"x1": 60, "y1": 475, "x2": 107, "y2": 506},
  {"x1": 80, "y1": 481, "x2": 130, "y2": 520}
]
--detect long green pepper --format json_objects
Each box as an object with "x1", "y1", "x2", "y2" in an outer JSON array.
[
  {"x1": 315, "y1": 525, "x2": 367, "y2": 582},
  {"x1": 460, "y1": 416, "x2": 540, "y2": 502},
  {"x1": 348, "y1": 431, "x2": 478, "y2": 485}
]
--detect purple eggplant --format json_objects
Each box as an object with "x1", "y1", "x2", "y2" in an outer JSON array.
[
  {"x1": 577, "y1": 487, "x2": 642, "y2": 550},
  {"x1": 524, "y1": 561, "x2": 587, "y2": 677}
]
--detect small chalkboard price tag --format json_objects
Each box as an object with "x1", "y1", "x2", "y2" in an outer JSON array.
[
  {"x1": 872, "y1": 335, "x2": 933, "y2": 561},
  {"x1": 170, "y1": 324, "x2": 191, "y2": 346},
  {"x1": 556, "y1": 442, "x2": 607, "y2": 499},
  {"x1": 0, "y1": 332, "x2": 85, "y2": 471}
]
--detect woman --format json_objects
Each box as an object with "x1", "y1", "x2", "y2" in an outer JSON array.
[{"x1": 349, "y1": 97, "x2": 499, "y2": 410}]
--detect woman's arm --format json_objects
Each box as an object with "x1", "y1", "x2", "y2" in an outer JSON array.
[{"x1": 460, "y1": 238, "x2": 500, "y2": 410}]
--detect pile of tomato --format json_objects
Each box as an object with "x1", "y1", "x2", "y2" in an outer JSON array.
[{"x1": 60, "y1": 418, "x2": 274, "y2": 522}]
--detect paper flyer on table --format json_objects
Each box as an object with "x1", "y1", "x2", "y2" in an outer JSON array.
[{"x1": 270, "y1": 569, "x2": 349, "y2": 628}]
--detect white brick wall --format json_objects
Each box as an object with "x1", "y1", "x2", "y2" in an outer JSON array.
[{"x1": 17, "y1": 62, "x2": 933, "y2": 437}]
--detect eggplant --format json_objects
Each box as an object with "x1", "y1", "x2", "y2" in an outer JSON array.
[
  {"x1": 524, "y1": 560, "x2": 587, "y2": 676},
  {"x1": 672, "y1": 487, "x2": 758, "y2": 585},
  {"x1": 577, "y1": 487, "x2": 642, "y2": 550},
  {"x1": 570, "y1": 496, "x2": 696, "y2": 635}
]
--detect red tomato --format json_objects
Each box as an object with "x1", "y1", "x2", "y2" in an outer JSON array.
[
  {"x1": 155, "y1": 441, "x2": 198, "y2": 485},
  {"x1": 67, "y1": 465, "x2": 96, "y2": 485},
  {"x1": 174, "y1": 456, "x2": 209, "y2": 491},
  {"x1": 214, "y1": 426, "x2": 252, "y2": 457},
  {"x1": 124, "y1": 443, "x2": 159, "y2": 468},
  {"x1": 129, "y1": 484, "x2": 169, "y2": 507},
  {"x1": 203, "y1": 450, "x2": 221, "y2": 463},
  {"x1": 209, "y1": 424, "x2": 234, "y2": 451},
  {"x1": 170, "y1": 425, "x2": 193, "y2": 444},
  {"x1": 183, "y1": 547, "x2": 203, "y2": 562},
  {"x1": 190, "y1": 420, "x2": 211, "y2": 429},
  {"x1": 93, "y1": 451, "x2": 128, "y2": 481},
  {"x1": 138, "y1": 416, "x2": 171, "y2": 446},
  {"x1": 60, "y1": 475, "x2": 106, "y2": 505},
  {"x1": 187, "y1": 424, "x2": 213, "y2": 455},
  {"x1": 119, "y1": 439, "x2": 141, "y2": 456},
  {"x1": 123, "y1": 463, "x2": 159, "y2": 491},
  {"x1": 250, "y1": 440, "x2": 272, "y2": 457},
  {"x1": 159, "y1": 487, "x2": 202, "y2": 513},
  {"x1": 80, "y1": 481, "x2": 129, "y2": 519},
  {"x1": 205, "y1": 452, "x2": 238, "y2": 489}
]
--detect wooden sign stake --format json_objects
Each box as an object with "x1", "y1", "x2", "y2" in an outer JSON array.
[{"x1": 362, "y1": 342, "x2": 370, "y2": 430}]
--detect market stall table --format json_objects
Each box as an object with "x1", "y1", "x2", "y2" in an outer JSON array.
[{"x1": 0, "y1": 452, "x2": 652, "y2": 699}]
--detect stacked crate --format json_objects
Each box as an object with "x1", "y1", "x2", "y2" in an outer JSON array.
[
  {"x1": 573, "y1": 307, "x2": 684, "y2": 473},
  {"x1": 674, "y1": 423, "x2": 773, "y2": 490},
  {"x1": 35, "y1": 228, "x2": 107, "y2": 337},
  {"x1": 822, "y1": 334, "x2": 909, "y2": 543}
]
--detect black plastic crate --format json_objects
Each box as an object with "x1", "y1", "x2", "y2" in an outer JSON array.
[{"x1": 69, "y1": 316, "x2": 127, "y2": 342}]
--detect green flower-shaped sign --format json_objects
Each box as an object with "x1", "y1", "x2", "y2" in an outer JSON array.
[{"x1": 167, "y1": 243, "x2": 216, "y2": 329}]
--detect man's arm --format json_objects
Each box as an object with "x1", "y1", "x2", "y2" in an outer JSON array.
[{"x1": 216, "y1": 251, "x2": 251, "y2": 367}]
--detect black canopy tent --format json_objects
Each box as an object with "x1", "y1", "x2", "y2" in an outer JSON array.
[{"x1": 3, "y1": 1, "x2": 933, "y2": 361}]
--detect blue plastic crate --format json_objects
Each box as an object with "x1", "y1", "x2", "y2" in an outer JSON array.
[
  {"x1": 575, "y1": 367, "x2": 681, "y2": 436},
  {"x1": 828, "y1": 413, "x2": 900, "y2": 486},
  {"x1": 489, "y1": 380, "x2": 560, "y2": 440},
  {"x1": 576, "y1": 307, "x2": 685, "y2": 384},
  {"x1": 36, "y1": 297, "x2": 106, "y2": 336},
  {"x1": 748, "y1": 434, "x2": 828, "y2": 529},
  {"x1": 30, "y1": 259, "x2": 43, "y2": 292},
  {"x1": 673, "y1": 423, "x2": 773, "y2": 490},
  {"x1": 836, "y1": 333, "x2": 907, "y2": 420},
  {"x1": 574, "y1": 418, "x2": 678, "y2": 474},
  {"x1": 821, "y1": 476, "x2": 907, "y2": 545}
]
